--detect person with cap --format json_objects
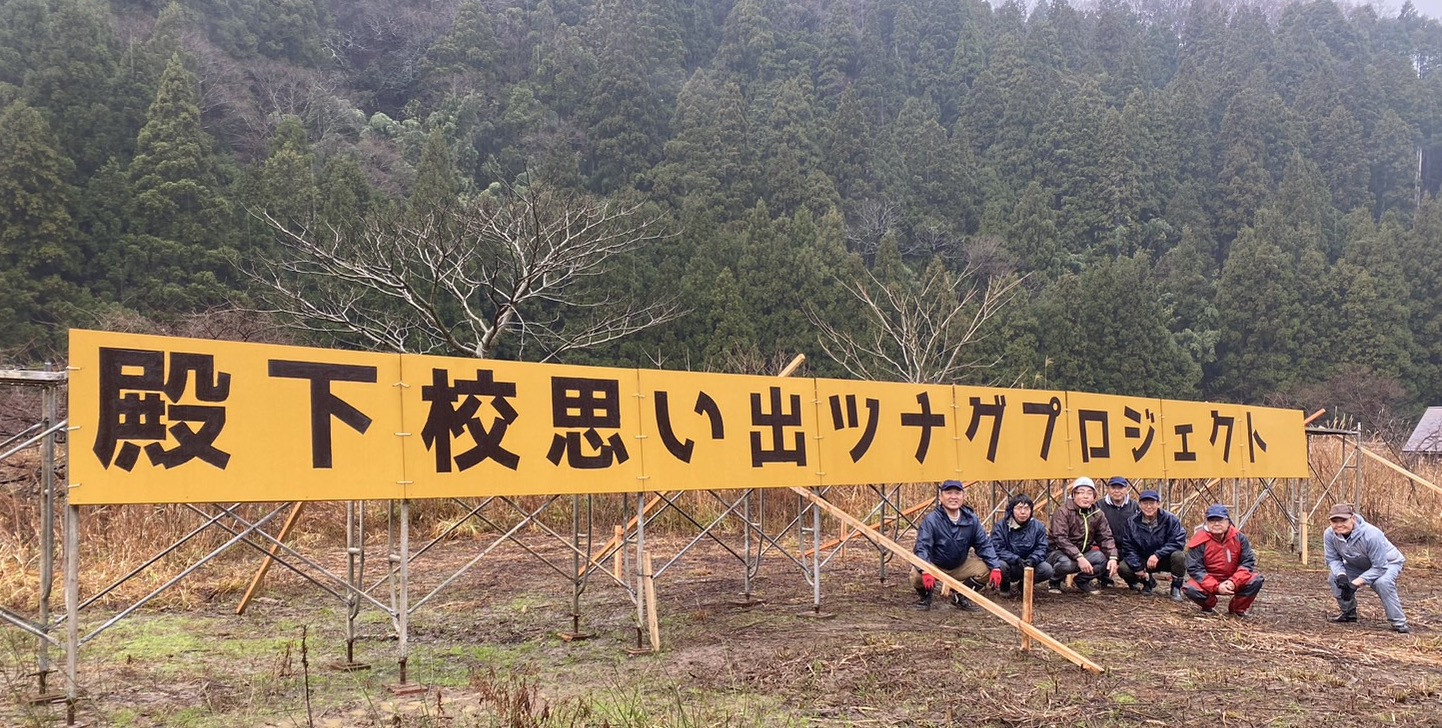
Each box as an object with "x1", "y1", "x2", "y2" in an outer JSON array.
[
  {"x1": 989, "y1": 494, "x2": 1053, "y2": 595},
  {"x1": 1324, "y1": 503, "x2": 1409, "y2": 633},
  {"x1": 1045, "y1": 477, "x2": 1119, "y2": 594},
  {"x1": 1118, "y1": 490, "x2": 1187, "y2": 600},
  {"x1": 1097, "y1": 476, "x2": 1140, "y2": 587},
  {"x1": 1182, "y1": 504, "x2": 1265, "y2": 617},
  {"x1": 911, "y1": 480, "x2": 1005, "y2": 611}
]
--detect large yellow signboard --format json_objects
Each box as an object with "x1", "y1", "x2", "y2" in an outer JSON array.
[{"x1": 67, "y1": 330, "x2": 1309, "y2": 504}]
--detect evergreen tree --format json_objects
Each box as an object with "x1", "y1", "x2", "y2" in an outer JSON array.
[
  {"x1": 23, "y1": 0, "x2": 119, "y2": 177},
  {"x1": 0, "y1": 101, "x2": 86, "y2": 355},
  {"x1": 112, "y1": 53, "x2": 233, "y2": 315},
  {"x1": 421, "y1": 0, "x2": 502, "y2": 98},
  {"x1": 1210, "y1": 227, "x2": 1304, "y2": 400},
  {"x1": 410, "y1": 129, "x2": 462, "y2": 215}
]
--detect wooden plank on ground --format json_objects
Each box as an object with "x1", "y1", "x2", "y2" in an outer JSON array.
[{"x1": 789, "y1": 486, "x2": 1103, "y2": 674}]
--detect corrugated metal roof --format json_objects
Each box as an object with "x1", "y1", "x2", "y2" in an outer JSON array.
[{"x1": 1403, "y1": 407, "x2": 1442, "y2": 453}]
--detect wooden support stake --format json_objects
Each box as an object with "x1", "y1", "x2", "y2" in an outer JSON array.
[
  {"x1": 642, "y1": 554, "x2": 661, "y2": 652},
  {"x1": 236, "y1": 502, "x2": 306, "y2": 615},
  {"x1": 611, "y1": 525, "x2": 624, "y2": 581},
  {"x1": 1300, "y1": 513, "x2": 1310, "y2": 566},
  {"x1": 1021, "y1": 566, "x2": 1035, "y2": 651},
  {"x1": 789, "y1": 487, "x2": 1103, "y2": 674},
  {"x1": 1303, "y1": 408, "x2": 1327, "y2": 426},
  {"x1": 580, "y1": 492, "x2": 679, "y2": 577}
]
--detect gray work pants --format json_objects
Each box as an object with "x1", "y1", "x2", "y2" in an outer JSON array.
[{"x1": 1334, "y1": 562, "x2": 1407, "y2": 629}]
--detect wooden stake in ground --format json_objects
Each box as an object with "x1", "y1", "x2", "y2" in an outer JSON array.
[
  {"x1": 1021, "y1": 566, "x2": 1035, "y2": 652},
  {"x1": 642, "y1": 554, "x2": 661, "y2": 651},
  {"x1": 1301, "y1": 514, "x2": 1310, "y2": 566},
  {"x1": 236, "y1": 502, "x2": 306, "y2": 615},
  {"x1": 612, "y1": 525, "x2": 625, "y2": 581},
  {"x1": 790, "y1": 487, "x2": 1103, "y2": 674}
]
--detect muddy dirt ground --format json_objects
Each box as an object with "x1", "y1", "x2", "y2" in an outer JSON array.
[{"x1": 3, "y1": 529, "x2": 1441, "y2": 727}]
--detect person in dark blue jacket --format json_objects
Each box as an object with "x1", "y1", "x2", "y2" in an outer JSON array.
[
  {"x1": 989, "y1": 494, "x2": 1053, "y2": 595},
  {"x1": 1118, "y1": 490, "x2": 1188, "y2": 600},
  {"x1": 911, "y1": 480, "x2": 1004, "y2": 611}
]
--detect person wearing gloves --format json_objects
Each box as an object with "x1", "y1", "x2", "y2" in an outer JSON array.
[
  {"x1": 1118, "y1": 490, "x2": 1188, "y2": 600},
  {"x1": 910, "y1": 480, "x2": 1005, "y2": 611},
  {"x1": 989, "y1": 494, "x2": 1053, "y2": 595},
  {"x1": 1045, "y1": 477, "x2": 1119, "y2": 594},
  {"x1": 1098, "y1": 476, "x2": 1139, "y2": 587},
  {"x1": 1182, "y1": 504, "x2": 1265, "y2": 617},
  {"x1": 1324, "y1": 503, "x2": 1409, "y2": 634}
]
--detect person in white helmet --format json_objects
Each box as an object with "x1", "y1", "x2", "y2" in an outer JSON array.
[{"x1": 1045, "y1": 477, "x2": 1118, "y2": 594}]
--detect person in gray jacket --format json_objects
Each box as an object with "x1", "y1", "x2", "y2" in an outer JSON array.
[{"x1": 1324, "y1": 503, "x2": 1409, "y2": 634}]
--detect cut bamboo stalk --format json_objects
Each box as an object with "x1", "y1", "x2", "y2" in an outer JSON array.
[
  {"x1": 790, "y1": 487, "x2": 1103, "y2": 674},
  {"x1": 1021, "y1": 566, "x2": 1035, "y2": 651},
  {"x1": 236, "y1": 502, "x2": 306, "y2": 615}
]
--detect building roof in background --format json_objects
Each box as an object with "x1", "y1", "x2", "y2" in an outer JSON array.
[{"x1": 1403, "y1": 407, "x2": 1442, "y2": 453}]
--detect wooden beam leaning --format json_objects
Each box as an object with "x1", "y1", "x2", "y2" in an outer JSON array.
[
  {"x1": 789, "y1": 486, "x2": 1104, "y2": 674},
  {"x1": 236, "y1": 502, "x2": 307, "y2": 615},
  {"x1": 1351, "y1": 444, "x2": 1442, "y2": 499},
  {"x1": 802, "y1": 498, "x2": 933, "y2": 558}
]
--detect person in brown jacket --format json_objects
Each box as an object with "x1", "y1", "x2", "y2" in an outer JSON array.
[{"x1": 1046, "y1": 477, "x2": 1119, "y2": 594}]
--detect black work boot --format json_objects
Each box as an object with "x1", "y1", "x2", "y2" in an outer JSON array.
[
  {"x1": 951, "y1": 590, "x2": 977, "y2": 611},
  {"x1": 914, "y1": 587, "x2": 933, "y2": 611},
  {"x1": 1330, "y1": 611, "x2": 1358, "y2": 623},
  {"x1": 1170, "y1": 581, "x2": 1184, "y2": 602}
]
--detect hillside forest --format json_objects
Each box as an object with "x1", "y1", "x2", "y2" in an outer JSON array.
[{"x1": 3, "y1": 0, "x2": 1442, "y2": 434}]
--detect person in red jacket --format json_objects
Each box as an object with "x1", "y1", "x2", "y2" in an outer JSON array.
[{"x1": 1181, "y1": 504, "x2": 1265, "y2": 617}]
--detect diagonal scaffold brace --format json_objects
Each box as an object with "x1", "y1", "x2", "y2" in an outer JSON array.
[{"x1": 789, "y1": 486, "x2": 1103, "y2": 674}]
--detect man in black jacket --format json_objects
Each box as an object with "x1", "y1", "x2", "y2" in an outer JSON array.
[
  {"x1": 1098, "y1": 476, "x2": 1140, "y2": 588},
  {"x1": 1119, "y1": 490, "x2": 1187, "y2": 600},
  {"x1": 990, "y1": 494, "x2": 1053, "y2": 595},
  {"x1": 911, "y1": 480, "x2": 1004, "y2": 611}
]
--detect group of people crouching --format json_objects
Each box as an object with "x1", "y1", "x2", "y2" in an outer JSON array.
[{"x1": 911, "y1": 477, "x2": 1410, "y2": 633}]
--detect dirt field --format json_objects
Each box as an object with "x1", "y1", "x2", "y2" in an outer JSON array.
[{"x1": 3, "y1": 530, "x2": 1441, "y2": 727}]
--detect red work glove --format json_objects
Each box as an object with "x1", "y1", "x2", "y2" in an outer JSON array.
[
  {"x1": 921, "y1": 572, "x2": 936, "y2": 591},
  {"x1": 989, "y1": 569, "x2": 1003, "y2": 590}
]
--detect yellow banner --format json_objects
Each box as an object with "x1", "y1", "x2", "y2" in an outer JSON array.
[
  {"x1": 66, "y1": 330, "x2": 1310, "y2": 504},
  {"x1": 69, "y1": 330, "x2": 405, "y2": 504},
  {"x1": 1061, "y1": 392, "x2": 1170, "y2": 480},
  {"x1": 812, "y1": 379, "x2": 958, "y2": 485},
  {"x1": 398, "y1": 355, "x2": 645, "y2": 499},
  {"x1": 955, "y1": 386, "x2": 1073, "y2": 481},
  {"x1": 639, "y1": 370, "x2": 820, "y2": 490}
]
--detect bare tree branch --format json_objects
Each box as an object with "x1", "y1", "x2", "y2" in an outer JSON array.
[
  {"x1": 809, "y1": 258, "x2": 1027, "y2": 384},
  {"x1": 244, "y1": 184, "x2": 683, "y2": 360}
]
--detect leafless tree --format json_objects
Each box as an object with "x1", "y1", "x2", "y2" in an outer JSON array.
[
  {"x1": 246, "y1": 184, "x2": 682, "y2": 361},
  {"x1": 809, "y1": 257, "x2": 1026, "y2": 384}
]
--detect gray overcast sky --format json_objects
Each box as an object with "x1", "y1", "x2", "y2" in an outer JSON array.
[{"x1": 1374, "y1": 0, "x2": 1442, "y2": 18}]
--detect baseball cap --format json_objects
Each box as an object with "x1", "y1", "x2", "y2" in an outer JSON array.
[
  {"x1": 1139, "y1": 490, "x2": 1161, "y2": 502},
  {"x1": 939, "y1": 480, "x2": 965, "y2": 492},
  {"x1": 1329, "y1": 503, "x2": 1356, "y2": 520},
  {"x1": 1205, "y1": 504, "x2": 1230, "y2": 521}
]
